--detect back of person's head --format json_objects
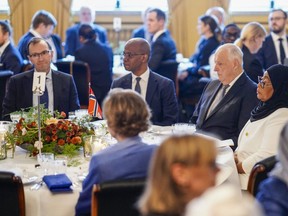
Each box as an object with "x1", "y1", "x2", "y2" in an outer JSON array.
[
  {"x1": 199, "y1": 15, "x2": 221, "y2": 42},
  {"x1": 222, "y1": 23, "x2": 241, "y2": 44},
  {"x1": 206, "y1": 6, "x2": 226, "y2": 26},
  {"x1": 234, "y1": 22, "x2": 266, "y2": 49},
  {"x1": 31, "y1": 10, "x2": 57, "y2": 29},
  {"x1": 103, "y1": 88, "x2": 151, "y2": 137},
  {"x1": 0, "y1": 20, "x2": 11, "y2": 36},
  {"x1": 185, "y1": 185, "x2": 264, "y2": 216},
  {"x1": 78, "y1": 24, "x2": 96, "y2": 41},
  {"x1": 148, "y1": 8, "x2": 166, "y2": 22},
  {"x1": 138, "y1": 134, "x2": 217, "y2": 216}
]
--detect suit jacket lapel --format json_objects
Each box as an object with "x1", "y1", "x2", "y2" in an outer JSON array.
[
  {"x1": 23, "y1": 71, "x2": 34, "y2": 107},
  {"x1": 52, "y1": 70, "x2": 61, "y2": 110},
  {"x1": 146, "y1": 72, "x2": 157, "y2": 104},
  {"x1": 122, "y1": 74, "x2": 132, "y2": 89}
]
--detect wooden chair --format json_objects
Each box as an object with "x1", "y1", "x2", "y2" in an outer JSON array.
[
  {"x1": 91, "y1": 178, "x2": 145, "y2": 216},
  {"x1": 0, "y1": 71, "x2": 13, "y2": 120},
  {"x1": 247, "y1": 155, "x2": 277, "y2": 196},
  {"x1": 55, "y1": 60, "x2": 91, "y2": 108},
  {"x1": 0, "y1": 171, "x2": 25, "y2": 216},
  {"x1": 154, "y1": 60, "x2": 179, "y2": 96}
]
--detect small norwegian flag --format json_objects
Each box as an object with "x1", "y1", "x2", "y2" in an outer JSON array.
[{"x1": 88, "y1": 86, "x2": 102, "y2": 119}]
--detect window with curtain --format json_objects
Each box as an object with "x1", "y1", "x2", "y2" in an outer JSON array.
[
  {"x1": 229, "y1": 0, "x2": 288, "y2": 13},
  {"x1": 71, "y1": 0, "x2": 168, "y2": 12},
  {"x1": 0, "y1": 0, "x2": 9, "y2": 12}
]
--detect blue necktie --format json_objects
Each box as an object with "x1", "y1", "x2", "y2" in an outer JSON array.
[
  {"x1": 40, "y1": 80, "x2": 49, "y2": 108},
  {"x1": 279, "y1": 38, "x2": 286, "y2": 64},
  {"x1": 135, "y1": 77, "x2": 141, "y2": 94}
]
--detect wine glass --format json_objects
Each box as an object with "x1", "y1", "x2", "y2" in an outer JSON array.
[
  {"x1": 10, "y1": 113, "x2": 21, "y2": 123},
  {"x1": 37, "y1": 153, "x2": 55, "y2": 175}
]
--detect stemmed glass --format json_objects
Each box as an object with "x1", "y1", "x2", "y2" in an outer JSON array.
[
  {"x1": 37, "y1": 153, "x2": 55, "y2": 175},
  {"x1": 10, "y1": 113, "x2": 21, "y2": 123}
]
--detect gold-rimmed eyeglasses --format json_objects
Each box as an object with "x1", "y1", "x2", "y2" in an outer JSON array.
[
  {"x1": 122, "y1": 52, "x2": 145, "y2": 58},
  {"x1": 28, "y1": 50, "x2": 51, "y2": 59},
  {"x1": 258, "y1": 76, "x2": 273, "y2": 89}
]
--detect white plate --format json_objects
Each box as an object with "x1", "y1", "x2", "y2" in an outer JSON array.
[
  {"x1": 22, "y1": 176, "x2": 38, "y2": 185},
  {"x1": 77, "y1": 173, "x2": 87, "y2": 182},
  {"x1": 149, "y1": 125, "x2": 172, "y2": 135}
]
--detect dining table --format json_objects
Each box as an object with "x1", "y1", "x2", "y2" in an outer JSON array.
[{"x1": 0, "y1": 124, "x2": 241, "y2": 216}]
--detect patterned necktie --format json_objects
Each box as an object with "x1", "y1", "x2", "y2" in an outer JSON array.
[
  {"x1": 40, "y1": 79, "x2": 49, "y2": 108},
  {"x1": 135, "y1": 77, "x2": 141, "y2": 94},
  {"x1": 278, "y1": 38, "x2": 286, "y2": 64}
]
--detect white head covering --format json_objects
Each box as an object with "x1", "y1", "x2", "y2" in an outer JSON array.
[{"x1": 184, "y1": 184, "x2": 264, "y2": 216}]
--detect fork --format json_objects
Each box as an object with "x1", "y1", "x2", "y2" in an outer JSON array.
[{"x1": 30, "y1": 180, "x2": 43, "y2": 190}]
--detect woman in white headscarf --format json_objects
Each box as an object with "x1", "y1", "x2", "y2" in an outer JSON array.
[{"x1": 256, "y1": 123, "x2": 288, "y2": 216}]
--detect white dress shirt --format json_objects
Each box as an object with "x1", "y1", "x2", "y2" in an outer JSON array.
[{"x1": 131, "y1": 68, "x2": 150, "y2": 99}]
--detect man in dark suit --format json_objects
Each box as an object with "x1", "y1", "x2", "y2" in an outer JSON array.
[
  {"x1": 146, "y1": 8, "x2": 177, "y2": 72},
  {"x1": 0, "y1": 21, "x2": 23, "y2": 74},
  {"x1": 65, "y1": 6, "x2": 108, "y2": 56},
  {"x1": 111, "y1": 38, "x2": 178, "y2": 126},
  {"x1": 191, "y1": 44, "x2": 258, "y2": 150},
  {"x1": 2, "y1": 37, "x2": 80, "y2": 120},
  {"x1": 131, "y1": 7, "x2": 152, "y2": 42},
  {"x1": 75, "y1": 24, "x2": 113, "y2": 107},
  {"x1": 257, "y1": 9, "x2": 288, "y2": 69},
  {"x1": 17, "y1": 10, "x2": 63, "y2": 62}
]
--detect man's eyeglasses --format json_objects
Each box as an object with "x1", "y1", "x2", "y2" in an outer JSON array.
[
  {"x1": 258, "y1": 76, "x2": 273, "y2": 89},
  {"x1": 28, "y1": 50, "x2": 51, "y2": 59},
  {"x1": 122, "y1": 52, "x2": 145, "y2": 58},
  {"x1": 269, "y1": 17, "x2": 286, "y2": 22}
]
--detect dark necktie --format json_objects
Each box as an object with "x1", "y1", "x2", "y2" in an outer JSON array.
[
  {"x1": 207, "y1": 84, "x2": 229, "y2": 118},
  {"x1": 135, "y1": 77, "x2": 141, "y2": 94},
  {"x1": 40, "y1": 79, "x2": 49, "y2": 108},
  {"x1": 278, "y1": 38, "x2": 286, "y2": 64}
]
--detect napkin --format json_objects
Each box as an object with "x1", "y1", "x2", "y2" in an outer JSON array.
[{"x1": 43, "y1": 174, "x2": 73, "y2": 192}]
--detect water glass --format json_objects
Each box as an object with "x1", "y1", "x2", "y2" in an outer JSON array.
[
  {"x1": 172, "y1": 123, "x2": 196, "y2": 135},
  {"x1": 37, "y1": 153, "x2": 55, "y2": 175},
  {"x1": 10, "y1": 113, "x2": 21, "y2": 123},
  {"x1": 83, "y1": 135, "x2": 104, "y2": 158},
  {"x1": 54, "y1": 155, "x2": 68, "y2": 174},
  {"x1": 75, "y1": 109, "x2": 88, "y2": 119}
]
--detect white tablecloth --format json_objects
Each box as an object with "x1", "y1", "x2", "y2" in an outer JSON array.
[{"x1": 0, "y1": 131, "x2": 240, "y2": 216}]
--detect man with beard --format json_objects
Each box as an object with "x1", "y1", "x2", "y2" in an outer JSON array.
[{"x1": 257, "y1": 9, "x2": 288, "y2": 69}]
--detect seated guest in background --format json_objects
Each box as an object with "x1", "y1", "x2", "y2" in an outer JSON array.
[
  {"x1": 2, "y1": 37, "x2": 79, "y2": 120},
  {"x1": 18, "y1": 10, "x2": 63, "y2": 62},
  {"x1": 138, "y1": 134, "x2": 218, "y2": 216},
  {"x1": 191, "y1": 44, "x2": 258, "y2": 150},
  {"x1": 185, "y1": 184, "x2": 264, "y2": 216},
  {"x1": 206, "y1": 6, "x2": 226, "y2": 31},
  {"x1": 146, "y1": 8, "x2": 177, "y2": 72},
  {"x1": 111, "y1": 38, "x2": 178, "y2": 126},
  {"x1": 257, "y1": 123, "x2": 288, "y2": 216},
  {"x1": 75, "y1": 24, "x2": 113, "y2": 107},
  {"x1": 234, "y1": 64, "x2": 288, "y2": 190},
  {"x1": 75, "y1": 88, "x2": 157, "y2": 216},
  {"x1": 0, "y1": 20, "x2": 23, "y2": 74},
  {"x1": 234, "y1": 22, "x2": 266, "y2": 83},
  {"x1": 131, "y1": 7, "x2": 152, "y2": 42},
  {"x1": 257, "y1": 9, "x2": 288, "y2": 70},
  {"x1": 178, "y1": 15, "x2": 220, "y2": 99},
  {"x1": 65, "y1": 6, "x2": 108, "y2": 56},
  {"x1": 208, "y1": 23, "x2": 241, "y2": 80}
]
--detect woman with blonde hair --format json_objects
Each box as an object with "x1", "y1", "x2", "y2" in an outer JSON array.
[
  {"x1": 234, "y1": 22, "x2": 267, "y2": 83},
  {"x1": 138, "y1": 135, "x2": 219, "y2": 216}
]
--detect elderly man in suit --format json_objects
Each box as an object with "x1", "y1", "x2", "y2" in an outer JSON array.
[
  {"x1": 18, "y1": 10, "x2": 63, "y2": 62},
  {"x1": 146, "y1": 8, "x2": 177, "y2": 72},
  {"x1": 111, "y1": 38, "x2": 178, "y2": 126},
  {"x1": 65, "y1": 6, "x2": 108, "y2": 56},
  {"x1": 191, "y1": 44, "x2": 258, "y2": 150},
  {"x1": 257, "y1": 9, "x2": 288, "y2": 69},
  {"x1": 2, "y1": 37, "x2": 80, "y2": 120}
]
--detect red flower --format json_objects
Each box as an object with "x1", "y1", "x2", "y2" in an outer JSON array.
[
  {"x1": 60, "y1": 112, "x2": 66, "y2": 118},
  {"x1": 57, "y1": 139, "x2": 65, "y2": 146}
]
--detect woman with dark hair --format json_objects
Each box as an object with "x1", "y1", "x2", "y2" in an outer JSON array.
[
  {"x1": 234, "y1": 64, "x2": 288, "y2": 190},
  {"x1": 179, "y1": 15, "x2": 220, "y2": 102}
]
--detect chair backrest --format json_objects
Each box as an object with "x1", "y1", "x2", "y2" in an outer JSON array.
[
  {"x1": 0, "y1": 171, "x2": 25, "y2": 216},
  {"x1": 247, "y1": 155, "x2": 277, "y2": 196},
  {"x1": 0, "y1": 71, "x2": 14, "y2": 120},
  {"x1": 154, "y1": 60, "x2": 179, "y2": 95},
  {"x1": 55, "y1": 60, "x2": 91, "y2": 108},
  {"x1": 91, "y1": 178, "x2": 145, "y2": 216}
]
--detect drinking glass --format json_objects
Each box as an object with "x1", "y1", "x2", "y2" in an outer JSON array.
[
  {"x1": 75, "y1": 109, "x2": 88, "y2": 119},
  {"x1": 172, "y1": 123, "x2": 196, "y2": 135},
  {"x1": 83, "y1": 135, "x2": 104, "y2": 158},
  {"x1": 54, "y1": 155, "x2": 68, "y2": 174},
  {"x1": 10, "y1": 113, "x2": 21, "y2": 123},
  {"x1": 37, "y1": 153, "x2": 55, "y2": 175}
]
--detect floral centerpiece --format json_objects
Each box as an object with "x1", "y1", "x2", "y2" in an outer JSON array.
[{"x1": 5, "y1": 106, "x2": 95, "y2": 157}]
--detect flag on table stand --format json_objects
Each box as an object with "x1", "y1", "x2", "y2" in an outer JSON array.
[{"x1": 88, "y1": 86, "x2": 102, "y2": 119}]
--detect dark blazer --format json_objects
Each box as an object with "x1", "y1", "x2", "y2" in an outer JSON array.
[
  {"x1": 242, "y1": 45, "x2": 264, "y2": 83},
  {"x1": 191, "y1": 73, "x2": 258, "y2": 149},
  {"x1": 65, "y1": 24, "x2": 108, "y2": 56},
  {"x1": 2, "y1": 70, "x2": 80, "y2": 119},
  {"x1": 75, "y1": 40, "x2": 113, "y2": 106},
  {"x1": 111, "y1": 71, "x2": 178, "y2": 126},
  {"x1": 148, "y1": 31, "x2": 177, "y2": 72},
  {"x1": 17, "y1": 32, "x2": 63, "y2": 61},
  {"x1": 257, "y1": 34, "x2": 288, "y2": 70},
  {"x1": 131, "y1": 25, "x2": 145, "y2": 38},
  {"x1": 0, "y1": 43, "x2": 23, "y2": 74}
]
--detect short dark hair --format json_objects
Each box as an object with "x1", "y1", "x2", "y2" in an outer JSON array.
[
  {"x1": 78, "y1": 24, "x2": 96, "y2": 41},
  {"x1": 31, "y1": 10, "x2": 57, "y2": 29},
  {"x1": 26, "y1": 37, "x2": 52, "y2": 55},
  {"x1": 271, "y1": 9, "x2": 287, "y2": 19},
  {"x1": 148, "y1": 8, "x2": 166, "y2": 22},
  {"x1": 0, "y1": 20, "x2": 11, "y2": 36}
]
